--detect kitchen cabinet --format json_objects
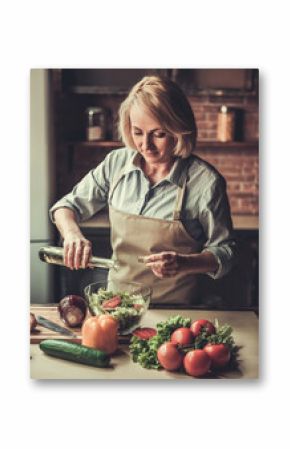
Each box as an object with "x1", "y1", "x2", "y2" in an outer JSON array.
[
  {"x1": 55, "y1": 68, "x2": 258, "y2": 97},
  {"x1": 171, "y1": 68, "x2": 258, "y2": 96},
  {"x1": 61, "y1": 68, "x2": 170, "y2": 95}
]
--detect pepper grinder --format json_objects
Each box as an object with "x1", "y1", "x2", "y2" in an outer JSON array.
[{"x1": 39, "y1": 246, "x2": 119, "y2": 270}]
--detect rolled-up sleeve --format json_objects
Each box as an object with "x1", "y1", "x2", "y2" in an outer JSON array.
[
  {"x1": 49, "y1": 160, "x2": 110, "y2": 223},
  {"x1": 199, "y1": 175, "x2": 238, "y2": 279}
]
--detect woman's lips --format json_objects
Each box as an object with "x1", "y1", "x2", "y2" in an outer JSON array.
[{"x1": 143, "y1": 150, "x2": 158, "y2": 155}]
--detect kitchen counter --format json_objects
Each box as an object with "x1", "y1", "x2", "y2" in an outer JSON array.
[
  {"x1": 30, "y1": 306, "x2": 259, "y2": 380},
  {"x1": 79, "y1": 210, "x2": 259, "y2": 231}
]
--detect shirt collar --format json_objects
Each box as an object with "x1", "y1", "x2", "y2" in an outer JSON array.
[{"x1": 124, "y1": 151, "x2": 189, "y2": 188}]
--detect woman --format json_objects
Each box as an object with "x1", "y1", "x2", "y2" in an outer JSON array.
[{"x1": 50, "y1": 75, "x2": 237, "y2": 304}]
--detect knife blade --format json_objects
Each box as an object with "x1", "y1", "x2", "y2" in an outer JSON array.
[{"x1": 36, "y1": 315, "x2": 77, "y2": 337}]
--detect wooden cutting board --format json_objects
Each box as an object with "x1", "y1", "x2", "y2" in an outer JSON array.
[{"x1": 30, "y1": 305, "x2": 130, "y2": 344}]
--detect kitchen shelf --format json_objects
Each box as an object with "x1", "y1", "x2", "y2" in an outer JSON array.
[
  {"x1": 67, "y1": 140, "x2": 123, "y2": 148},
  {"x1": 65, "y1": 86, "x2": 258, "y2": 98},
  {"x1": 67, "y1": 140, "x2": 258, "y2": 150},
  {"x1": 59, "y1": 69, "x2": 258, "y2": 98},
  {"x1": 197, "y1": 141, "x2": 258, "y2": 150}
]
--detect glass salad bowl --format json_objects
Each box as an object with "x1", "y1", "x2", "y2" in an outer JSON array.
[{"x1": 84, "y1": 281, "x2": 152, "y2": 335}]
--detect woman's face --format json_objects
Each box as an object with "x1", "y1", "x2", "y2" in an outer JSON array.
[{"x1": 129, "y1": 104, "x2": 177, "y2": 165}]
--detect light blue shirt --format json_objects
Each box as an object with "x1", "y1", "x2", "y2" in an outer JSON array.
[{"x1": 50, "y1": 147, "x2": 237, "y2": 279}]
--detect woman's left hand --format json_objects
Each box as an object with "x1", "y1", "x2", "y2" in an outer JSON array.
[
  {"x1": 144, "y1": 250, "x2": 219, "y2": 278},
  {"x1": 144, "y1": 251, "x2": 183, "y2": 278}
]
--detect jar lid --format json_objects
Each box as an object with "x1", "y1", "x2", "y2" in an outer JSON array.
[
  {"x1": 220, "y1": 105, "x2": 228, "y2": 113},
  {"x1": 85, "y1": 107, "x2": 105, "y2": 115}
]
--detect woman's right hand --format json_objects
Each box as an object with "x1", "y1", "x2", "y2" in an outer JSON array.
[{"x1": 63, "y1": 231, "x2": 92, "y2": 270}]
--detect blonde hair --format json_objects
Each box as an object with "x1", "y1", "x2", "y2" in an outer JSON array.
[{"x1": 118, "y1": 75, "x2": 197, "y2": 158}]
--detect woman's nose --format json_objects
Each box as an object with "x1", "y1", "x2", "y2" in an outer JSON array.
[{"x1": 141, "y1": 133, "x2": 152, "y2": 150}]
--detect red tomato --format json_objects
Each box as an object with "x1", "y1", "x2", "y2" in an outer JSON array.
[
  {"x1": 171, "y1": 327, "x2": 193, "y2": 346},
  {"x1": 132, "y1": 327, "x2": 157, "y2": 340},
  {"x1": 183, "y1": 349, "x2": 211, "y2": 377},
  {"x1": 133, "y1": 303, "x2": 143, "y2": 311},
  {"x1": 204, "y1": 343, "x2": 231, "y2": 368},
  {"x1": 157, "y1": 342, "x2": 183, "y2": 371},
  {"x1": 102, "y1": 296, "x2": 122, "y2": 309},
  {"x1": 190, "y1": 319, "x2": 216, "y2": 337}
]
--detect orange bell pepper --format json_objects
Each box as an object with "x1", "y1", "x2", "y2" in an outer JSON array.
[{"x1": 82, "y1": 315, "x2": 118, "y2": 355}]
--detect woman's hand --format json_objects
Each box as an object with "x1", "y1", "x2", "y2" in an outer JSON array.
[
  {"x1": 63, "y1": 231, "x2": 92, "y2": 270},
  {"x1": 144, "y1": 251, "x2": 183, "y2": 278},
  {"x1": 144, "y1": 250, "x2": 219, "y2": 278},
  {"x1": 53, "y1": 208, "x2": 92, "y2": 270}
]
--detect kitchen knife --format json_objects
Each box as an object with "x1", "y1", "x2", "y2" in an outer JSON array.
[{"x1": 36, "y1": 315, "x2": 77, "y2": 337}]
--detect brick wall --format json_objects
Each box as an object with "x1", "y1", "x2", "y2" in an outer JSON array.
[
  {"x1": 188, "y1": 94, "x2": 259, "y2": 216},
  {"x1": 189, "y1": 95, "x2": 258, "y2": 142},
  {"x1": 194, "y1": 147, "x2": 259, "y2": 216}
]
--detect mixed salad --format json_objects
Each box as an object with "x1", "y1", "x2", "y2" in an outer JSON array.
[{"x1": 87, "y1": 288, "x2": 148, "y2": 334}]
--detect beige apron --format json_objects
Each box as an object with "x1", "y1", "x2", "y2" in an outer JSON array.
[{"x1": 108, "y1": 160, "x2": 202, "y2": 305}]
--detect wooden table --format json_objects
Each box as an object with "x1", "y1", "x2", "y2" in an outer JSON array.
[{"x1": 30, "y1": 305, "x2": 259, "y2": 380}]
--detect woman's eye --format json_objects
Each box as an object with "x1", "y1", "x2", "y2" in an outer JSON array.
[
  {"x1": 132, "y1": 130, "x2": 166, "y2": 138},
  {"x1": 154, "y1": 132, "x2": 166, "y2": 138}
]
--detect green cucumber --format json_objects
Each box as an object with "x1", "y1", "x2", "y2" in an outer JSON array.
[{"x1": 39, "y1": 339, "x2": 110, "y2": 368}]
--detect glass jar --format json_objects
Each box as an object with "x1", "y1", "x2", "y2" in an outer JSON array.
[
  {"x1": 85, "y1": 107, "x2": 106, "y2": 141},
  {"x1": 217, "y1": 105, "x2": 235, "y2": 142}
]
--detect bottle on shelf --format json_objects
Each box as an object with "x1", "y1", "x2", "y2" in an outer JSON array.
[
  {"x1": 85, "y1": 107, "x2": 106, "y2": 141},
  {"x1": 217, "y1": 105, "x2": 235, "y2": 142}
]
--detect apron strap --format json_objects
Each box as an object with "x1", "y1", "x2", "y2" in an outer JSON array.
[{"x1": 173, "y1": 159, "x2": 190, "y2": 220}]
